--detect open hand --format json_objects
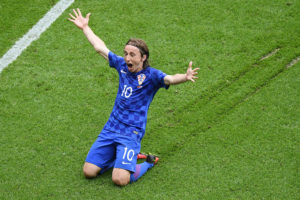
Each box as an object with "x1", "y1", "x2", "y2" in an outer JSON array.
[
  {"x1": 68, "y1": 8, "x2": 90, "y2": 30},
  {"x1": 186, "y1": 61, "x2": 199, "y2": 82}
]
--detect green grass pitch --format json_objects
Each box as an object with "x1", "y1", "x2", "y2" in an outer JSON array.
[{"x1": 0, "y1": 0, "x2": 299, "y2": 199}]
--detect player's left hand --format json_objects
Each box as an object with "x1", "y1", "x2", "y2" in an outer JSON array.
[{"x1": 186, "y1": 61, "x2": 199, "y2": 82}]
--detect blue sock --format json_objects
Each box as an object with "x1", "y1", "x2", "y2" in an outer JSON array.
[{"x1": 130, "y1": 162, "x2": 154, "y2": 183}]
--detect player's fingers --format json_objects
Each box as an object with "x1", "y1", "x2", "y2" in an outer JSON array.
[
  {"x1": 68, "y1": 18, "x2": 75, "y2": 22},
  {"x1": 193, "y1": 67, "x2": 200, "y2": 71},
  {"x1": 86, "y1": 13, "x2": 91, "y2": 20},
  {"x1": 77, "y1": 8, "x2": 82, "y2": 16},
  {"x1": 69, "y1": 13, "x2": 76, "y2": 19},
  {"x1": 188, "y1": 61, "x2": 193, "y2": 69},
  {"x1": 73, "y1": 9, "x2": 79, "y2": 17}
]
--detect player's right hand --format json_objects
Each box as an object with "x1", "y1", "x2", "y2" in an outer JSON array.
[{"x1": 68, "y1": 8, "x2": 91, "y2": 30}]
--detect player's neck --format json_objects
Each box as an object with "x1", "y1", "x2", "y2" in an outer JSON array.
[{"x1": 129, "y1": 65, "x2": 143, "y2": 73}]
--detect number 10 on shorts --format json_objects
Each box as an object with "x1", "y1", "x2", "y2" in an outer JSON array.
[{"x1": 123, "y1": 147, "x2": 134, "y2": 161}]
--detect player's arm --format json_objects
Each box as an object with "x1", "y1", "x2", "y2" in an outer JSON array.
[
  {"x1": 164, "y1": 61, "x2": 199, "y2": 85},
  {"x1": 68, "y1": 8, "x2": 109, "y2": 60}
]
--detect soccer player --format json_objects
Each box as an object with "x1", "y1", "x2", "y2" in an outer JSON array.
[{"x1": 68, "y1": 8, "x2": 199, "y2": 186}]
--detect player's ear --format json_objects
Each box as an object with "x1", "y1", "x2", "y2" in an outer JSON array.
[{"x1": 142, "y1": 54, "x2": 147, "y2": 62}]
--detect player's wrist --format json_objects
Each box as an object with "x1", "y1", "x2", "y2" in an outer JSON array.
[
  {"x1": 185, "y1": 73, "x2": 188, "y2": 82},
  {"x1": 82, "y1": 25, "x2": 90, "y2": 31}
]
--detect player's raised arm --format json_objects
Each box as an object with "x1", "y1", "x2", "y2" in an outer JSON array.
[
  {"x1": 68, "y1": 8, "x2": 110, "y2": 60},
  {"x1": 164, "y1": 61, "x2": 199, "y2": 85}
]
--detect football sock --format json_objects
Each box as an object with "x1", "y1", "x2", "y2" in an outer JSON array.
[{"x1": 130, "y1": 162, "x2": 154, "y2": 183}]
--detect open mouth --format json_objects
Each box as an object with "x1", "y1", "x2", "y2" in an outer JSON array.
[{"x1": 127, "y1": 63, "x2": 133, "y2": 68}]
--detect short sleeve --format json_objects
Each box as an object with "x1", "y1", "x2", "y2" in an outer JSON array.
[
  {"x1": 151, "y1": 68, "x2": 169, "y2": 89},
  {"x1": 108, "y1": 51, "x2": 124, "y2": 71}
]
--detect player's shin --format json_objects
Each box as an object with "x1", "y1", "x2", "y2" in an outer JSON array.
[{"x1": 130, "y1": 162, "x2": 154, "y2": 183}]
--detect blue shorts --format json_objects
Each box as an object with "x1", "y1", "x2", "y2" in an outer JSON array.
[{"x1": 85, "y1": 129, "x2": 141, "y2": 173}]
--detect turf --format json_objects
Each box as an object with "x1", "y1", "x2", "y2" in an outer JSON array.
[
  {"x1": 0, "y1": 0, "x2": 299, "y2": 199},
  {"x1": 0, "y1": 0, "x2": 60, "y2": 57},
  {"x1": 151, "y1": 64, "x2": 300, "y2": 199}
]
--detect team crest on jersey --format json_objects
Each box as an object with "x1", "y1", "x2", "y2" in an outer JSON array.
[{"x1": 137, "y1": 74, "x2": 146, "y2": 88}]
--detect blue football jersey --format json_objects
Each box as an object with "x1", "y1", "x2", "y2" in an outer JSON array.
[{"x1": 103, "y1": 51, "x2": 169, "y2": 139}]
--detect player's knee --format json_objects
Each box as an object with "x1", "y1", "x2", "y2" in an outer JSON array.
[
  {"x1": 83, "y1": 167, "x2": 97, "y2": 178},
  {"x1": 112, "y1": 175, "x2": 130, "y2": 186},
  {"x1": 83, "y1": 163, "x2": 100, "y2": 179},
  {"x1": 112, "y1": 168, "x2": 130, "y2": 186},
  {"x1": 112, "y1": 169, "x2": 130, "y2": 186}
]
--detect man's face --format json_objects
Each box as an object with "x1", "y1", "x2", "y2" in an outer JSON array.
[{"x1": 124, "y1": 45, "x2": 146, "y2": 73}]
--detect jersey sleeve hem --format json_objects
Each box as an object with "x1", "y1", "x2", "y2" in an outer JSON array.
[
  {"x1": 161, "y1": 73, "x2": 170, "y2": 89},
  {"x1": 108, "y1": 51, "x2": 115, "y2": 68}
]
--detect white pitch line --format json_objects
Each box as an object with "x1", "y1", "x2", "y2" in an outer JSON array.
[{"x1": 0, "y1": 0, "x2": 74, "y2": 73}]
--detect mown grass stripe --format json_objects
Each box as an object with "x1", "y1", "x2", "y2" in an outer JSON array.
[{"x1": 0, "y1": 0, "x2": 74, "y2": 73}]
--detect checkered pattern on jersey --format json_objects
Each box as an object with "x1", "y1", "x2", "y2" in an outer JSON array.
[{"x1": 103, "y1": 52, "x2": 169, "y2": 138}]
